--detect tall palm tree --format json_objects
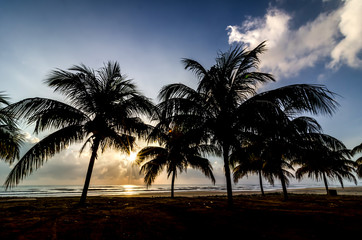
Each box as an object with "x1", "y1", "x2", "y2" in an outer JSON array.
[
  {"x1": 295, "y1": 132, "x2": 357, "y2": 195},
  {"x1": 136, "y1": 124, "x2": 215, "y2": 198},
  {"x1": 158, "y1": 42, "x2": 338, "y2": 205},
  {"x1": 4, "y1": 62, "x2": 154, "y2": 204},
  {"x1": 352, "y1": 143, "x2": 362, "y2": 178},
  {"x1": 0, "y1": 93, "x2": 23, "y2": 163},
  {"x1": 159, "y1": 42, "x2": 274, "y2": 205}
]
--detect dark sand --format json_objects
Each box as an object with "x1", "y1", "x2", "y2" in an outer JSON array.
[{"x1": 1, "y1": 187, "x2": 362, "y2": 240}]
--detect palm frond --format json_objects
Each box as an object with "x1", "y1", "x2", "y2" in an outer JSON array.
[
  {"x1": 0, "y1": 126, "x2": 24, "y2": 163},
  {"x1": 0, "y1": 92, "x2": 11, "y2": 107},
  {"x1": 138, "y1": 154, "x2": 167, "y2": 186},
  {"x1": 158, "y1": 83, "x2": 199, "y2": 102},
  {"x1": 254, "y1": 84, "x2": 339, "y2": 116},
  {"x1": 45, "y1": 66, "x2": 96, "y2": 112},
  {"x1": 181, "y1": 59, "x2": 208, "y2": 80},
  {"x1": 187, "y1": 155, "x2": 215, "y2": 184},
  {"x1": 352, "y1": 143, "x2": 362, "y2": 155},
  {"x1": 5, "y1": 98, "x2": 89, "y2": 134},
  {"x1": 292, "y1": 116, "x2": 322, "y2": 133},
  {"x1": 135, "y1": 146, "x2": 167, "y2": 165},
  {"x1": 4, "y1": 125, "x2": 86, "y2": 189}
]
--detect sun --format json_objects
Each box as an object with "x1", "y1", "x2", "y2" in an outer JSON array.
[{"x1": 128, "y1": 152, "x2": 138, "y2": 163}]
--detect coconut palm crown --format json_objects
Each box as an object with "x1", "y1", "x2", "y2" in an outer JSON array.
[
  {"x1": 136, "y1": 123, "x2": 216, "y2": 198},
  {"x1": 352, "y1": 143, "x2": 362, "y2": 178},
  {"x1": 4, "y1": 61, "x2": 154, "y2": 204},
  {"x1": 0, "y1": 93, "x2": 23, "y2": 163},
  {"x1": 295, "y1": 133, "x2": 357, "y2": 194}
]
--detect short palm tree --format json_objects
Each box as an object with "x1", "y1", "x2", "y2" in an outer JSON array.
[
  {"x1": 232, "y1": 152, "x2": 269, "y2": 196},
  {"x1": 158, "y1": 42, "x2": 338, "y2": 205},
  {"x1": 4, "y1": 62, "x2": 154, "y2": 204},
  {"x1": 136, "y1": 124, "x2": 215, "y2": 198},
  {"x1": 231, "y1": 132, "x2": 276, "y2": 196},
  {"x1": 0, "y1": 93, "x2": 23, "y2": 163},
  {"x1": 352, "y1": 143, "x2": 362, "y2": 178},
  {"x1": 296, "y1": 133, "x2": 357, "y2": 195}
]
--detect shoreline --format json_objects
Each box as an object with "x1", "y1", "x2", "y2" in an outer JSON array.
[
  {"x1": 1, "y1": 186, "x2": 361, "y2": 200},
  {"x1": 108, "y1": 186, "x2": 362, "y2": 197}
]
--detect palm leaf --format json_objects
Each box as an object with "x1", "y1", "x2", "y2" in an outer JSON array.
[
  {"x1": 352, "y1": 143, "x2": 362, "y2": 155},
  {"x1": 0, "y1": 125, "x2": 23, "y2": 163},
  {"x1": 254, "y1": 84, "x2": 339, "y2": 116},
  {"x1": 5, "y1": 98, "x2": 89, "y2": 133},
  {"x1": 181, "y1": 59, "x2": 208, "y2": 80},
  {"x1": 4, "y1": 125, "x2": 86, "y2": 189},
  {"x1": 187, "y1": 155, "x2": 215, "y2": 184}
]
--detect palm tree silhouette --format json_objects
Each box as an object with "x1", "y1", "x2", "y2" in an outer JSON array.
[
  {"x1": 4, "y1": 62, "x2": 154, "y2": 204},
  {"x1": 136, "y1": 124, "x2": 215, "y2": 198},
  {"x1": 159, "y1": 42, "x2": 274, "y2": 205},
  {"x1": 232, "y1": 154, "x2": 268, "y2": 196},
  {"x1": 0, "y1": 93, "x2": 23, "y2": 163},
  {"x1": 296, "y1": 132, "x2": 357, "y2": 194},
  {"x1": 351, "y1": 143, "x2": 362, "y2": 178},
  {"x1": 158, "y1": 42, "x2": 338, "y2": 205}
]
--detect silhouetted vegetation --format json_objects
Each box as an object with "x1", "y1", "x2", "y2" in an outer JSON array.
[
  {"x1": 3, "y1": 62, "x2": 154, "y2": 204},
  {"x1": 136, "y1": 124, "x2": 216, "y2": 197},
  {"x1": 0, "y1": 93, "x2": 23, "y2": 163},
  {"x1": 2, "y1": 42, "x2": 360, "y2": 205}
]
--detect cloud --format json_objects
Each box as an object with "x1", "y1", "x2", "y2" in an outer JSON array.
[
  {"x1": 227, "y1": 0, "x2": 362, "y2": 78},
  {"x1": 23, "y1": 132, "x2": 40, "y2": 144},
  {"x1": 329, "y1": 0, "x2": 362, "y2": 68}
]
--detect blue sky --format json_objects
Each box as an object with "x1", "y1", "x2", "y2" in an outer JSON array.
[{"x1": 0, "y1": 0, "x2": 361, "y2": 187}]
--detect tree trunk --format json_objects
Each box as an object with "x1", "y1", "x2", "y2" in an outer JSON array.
[
  {"x1": 323, "y1": 172, "x2": 329, "y2": 195},
  {"x1": 171, "y1": 170, "x2": 176, "y2": 198},
  {"x1": 279, "y1": 169, "x2": 288, "y2": 201},
  {"x1": 223, "y1": 145, "x2": 233, "y2": 207},
  {"x1": 80, "y1": 138, "x2": 100, "y2": 205},
  {"x1": 258, "y1": 170, "x2": 265, "y2": 196}
]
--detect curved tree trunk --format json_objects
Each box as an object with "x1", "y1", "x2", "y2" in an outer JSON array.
[
  {"x1": 279, "y1": 169, "x2": 288, "y2": 201},
  {"x1": 223, "y1": 145, "x2": 233, "y2": 207},
  {"x1": 323, "y1": 172, "x2": 329, "y2": 195},
  {"x1": 171, "y1": 170, "x2": 176, "y2": 198},
  {"x1": 80, "y1": 138, "x2": 100, "y2": 205},
  {"x1": 258, "y1": 170, "x2": 265, "y2": 196}
]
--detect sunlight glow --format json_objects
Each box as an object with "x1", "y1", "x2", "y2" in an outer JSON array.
[{"x1": 128, "y1": 152, "x2": 138, "y2": 163}]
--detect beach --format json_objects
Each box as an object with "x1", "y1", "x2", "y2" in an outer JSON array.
[{"x1": 1, "y1": 187, "x2": 362, "y2": 240}]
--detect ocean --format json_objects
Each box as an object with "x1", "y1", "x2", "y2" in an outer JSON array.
[{"x1": 0, "y1": 181, "x2": 359, "y2": 198}]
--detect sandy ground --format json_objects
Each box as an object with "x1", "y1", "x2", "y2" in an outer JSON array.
[{"x1": 1, "y1": 187, "x2": 362, "y2": 240}]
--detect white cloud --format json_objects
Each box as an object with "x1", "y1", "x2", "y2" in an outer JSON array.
[
  {"x1": 23, "y1": 132, "x2": 40, "y2": 144},
  {"x1": 227, "y1": 0, "x2": 362, "y2": 78},
  {"x1": 329, "y1": 0, "x2": 362, "y2": 68}
]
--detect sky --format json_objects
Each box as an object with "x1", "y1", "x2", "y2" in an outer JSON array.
[{"x1": 0, "y1": 0, "x2": 361, "y2": 187}]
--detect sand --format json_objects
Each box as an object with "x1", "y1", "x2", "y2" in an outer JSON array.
[{"x1": 1, "y1": 187, "x2": 362, "y2": 240}]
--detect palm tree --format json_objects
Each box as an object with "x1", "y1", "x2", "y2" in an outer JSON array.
[
  {"x1": 159, "y1": 42, "x2": 338, "y2": 205},
  {"x1": 295, "y1": 132, "x2": 357, "y2": 195},
  {"x1": 136, "y1": 124, "x2": 215, "y2": 198},
  {"x1": 231, "y1": 132, "x2": 275, "y2": 196},
  {"x1": 232, "y1": 153, "x2": 268, "y2": 196},
  {"x1": 352, "y1": 143, "x2": 362, "y2": 178},
  {"x1": 4, "y1": 62, "x2": 154, "y2": 204},
  {"x1": 159, "y1": 42, "x2": 274, "y2": 205},
  {"x1": 0, "y1": 93, "x2": 23, "y2": 163},
  {"x1": 232, "y1": 109, "x2": 302, "y2": 198}
]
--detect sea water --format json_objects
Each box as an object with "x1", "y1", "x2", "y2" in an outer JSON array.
[{"x1": 0, "y1": 182, "x2": 359, "y2": 198}]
